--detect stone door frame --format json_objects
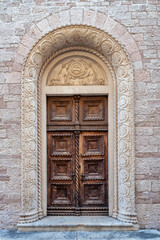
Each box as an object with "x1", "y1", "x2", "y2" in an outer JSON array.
[
  {"x1": 19, "y1": 24, "x2": 138, "y2": 225},
  {"x1": 41, "y1": 50, "x2": 113, "y2": 217}
]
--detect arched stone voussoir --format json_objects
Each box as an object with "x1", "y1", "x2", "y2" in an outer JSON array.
[{"x1": 16, "y1": 10, "x2": 143, "y2": 78}]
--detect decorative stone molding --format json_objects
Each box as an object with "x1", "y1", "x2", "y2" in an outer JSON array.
[{"x1": 20, "y1": 24, "x2": 138, "y2": 225}]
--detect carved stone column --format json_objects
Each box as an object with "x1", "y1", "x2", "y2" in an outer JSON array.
[
  {"x1": 117, "y1": 67, "x2": 137, "y2": 224},
  {"x1": 19, "y1": 75, "x2": 43, "y2": 224}
]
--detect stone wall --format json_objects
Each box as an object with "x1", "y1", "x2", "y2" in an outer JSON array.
[{"x1": 0, "y1": 0, "x2": 160, "y2": 229}]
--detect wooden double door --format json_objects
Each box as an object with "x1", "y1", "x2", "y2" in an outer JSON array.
[{"x1": 47, "y1": 96, "x2": 108, "y2": 215}]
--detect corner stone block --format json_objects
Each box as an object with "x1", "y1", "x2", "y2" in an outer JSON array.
[
  {"x1": 95, "y1": 11, "x2": 107, "y2": 29},
  {"x1": 14, "y1": 53, "x2": 25, "y2": 65},
  {"x1": 83, "y1": 10, "x2": 96, "y2": 26},
  {"x1": 122, "y1": 37, "x2": 139, "y2": 57},
  {"x1": 110, "y1": 23, "x2": 127, "y2": 40},
  {"x1": 17, "y1": 44, "x2": 30, "y2": 57},
  {"x1": 21, "y1": 34, "x2": 36, "y2": 49},
  {"x1": 12, "y1": 62, "x2": 23, "y2": 72},
  {"x1": 70, "y1": 9, "x2": 83, "y2": 25},
  {"x1": 36, "y1": 18, "x2": 51, "y2": 35},
  {"x1": 133, "y1": 61, "x2": 143, "y2": 70},
  {"x1": 130, "y1": 51, "x2": 142, "y2": 63},
  {"x1": 28, "y1": 25, "x2": 43, "y2": 41},
  {"x1": 125, "y1": 40, "x2": 138, "y2": 55},
  {"x1": 103, "y1": 16, "x2": 117, "y2": 34},
  {"x1": 47, "y1": 14, "x2": 60, "y2": 30},
  {"x1": 58, "y1": 10, "x2": 71, "y2": 26}
]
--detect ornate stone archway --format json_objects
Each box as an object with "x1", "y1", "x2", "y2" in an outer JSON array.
[{"x1": 19, "y1": 25, "x2": 138, "y2": 225}]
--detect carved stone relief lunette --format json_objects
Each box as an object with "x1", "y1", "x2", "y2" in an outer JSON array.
[{"x1": 47, "y1": 57, "x2": 106, "y2": 86}]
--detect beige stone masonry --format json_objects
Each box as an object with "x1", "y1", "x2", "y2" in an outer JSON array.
[
  {"x1": 1, "y1": 1, "x2": 160, "y2": 230},
  {"x1": 16, "y1": 9, "x2": 145, "y2": 228}
]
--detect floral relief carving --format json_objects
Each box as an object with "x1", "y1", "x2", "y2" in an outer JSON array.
[
  {"x1": 20, "y1": 25, "x2": 137, "y2": 225},
  {"x1": 47, "y1": 57, "x2": 105, "y2": 86}
]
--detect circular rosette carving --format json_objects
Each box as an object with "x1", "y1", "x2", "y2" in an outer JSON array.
[
  {"x1": 119, "y1": 96, "x2": 129, "y2": 109},
  {"x1": 32, "y1": 52, "x2": 43, "y2": 66},
  {"x1": 27, "y1": 197, "x2": 37, "y2": 210},
  {"x1": 87, "y1": 32, "x2": 101, "y2": 48},
  {"x1": 25, "y1": 140, "x2": 36, "y2": 153},
  {"x1": 111, "y1": 51, "x2": 123, "y2": 66},
  {"x1": 25, "y1": 111, "x2": 36, "y2": 124},
  {"x1": 119, "y1": 109, "x2": 129, "y2": 123},
  {"x1": 39, "y1": 40, "x2": 53, "y2": 55},
  {"x1": 24, "y1": 82, "x2": 36, "y2": 96},
  {"x1": 119, "y1": 198, "x2": 131, "y2": 211},
  {"x1": 119, "y1": 80, "x2": 129, "y2": 94},
  {"x1": 25, "y1": 126, "x2": 36, "y2": 139},
  {"x1": 27, "y1": 184, "x2": 36, "y2": 199},
  {"x1": 119, "y1": 154, "x2": 130, "y2": 167},
  {"x1": 26, "y1": 67, "x2": 37, "y2": 80},
  {"x1": 53, "y1": 33, "x2": 67, "y2": 49},
  {"x1": 119, "y1": 184, "x2": 130, "y2": 197},
  {"x1": 119, "y1": 169, "x2": 130, "y2": 183},
  {"x1": 119, "y1": 140, "x2": 129, "y2": 153},
  {"x1": 25, "y1": 97, "x2": 36, "y2": 109},
  {"x1": 117, "y1": 65, "x2": 131, "y2": 79},
  {"x1": 24, "y1": 170, "x2": 36, "y2": 183},
  {"x1": 25, "y1": 157, "x2": 36, "y2": 169},
  {"x1": 119, "y1": 125, "x2": 129, "y2": 138},
  {"x1": 101, "y1": 39, "x2": 114, "y2": 56}
]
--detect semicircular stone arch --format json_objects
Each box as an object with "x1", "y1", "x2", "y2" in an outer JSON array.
[{"x1": 19, "y1": 23, "x2": 138, "y2": 226}]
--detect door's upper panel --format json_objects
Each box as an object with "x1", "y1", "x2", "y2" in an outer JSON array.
[
  {"x1": 47, "y1": 96, "x2": 108, "y2": 129},
  {"x1": 79, "y1": 96, "x2": 108, "y2": 126},
  {"x1": 47, "y1": 97, "x2": 75, "y2": 125}
]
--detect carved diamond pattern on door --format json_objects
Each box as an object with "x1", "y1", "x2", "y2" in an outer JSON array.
[
  {"x1": 47, "y1": 96, "x2": 108, "y2": 215},
  {"x1": 51, "y1": 183, "x2": 73, "y2": 205},
  {"x1": 83, "y1": 158, "x2": 104, "y2": 180},
  {"x1": 81, "y1": 134, "x2": 104, "y2": 156},
  {"x1": 49, "y1": 134, "x2": 72, "y2": 156},
  {"x1": 47, "y1": 97, "x2": 74, "y2": 124},
  {"x1": 51, "y1": 159, "x2": 72, "y2": 180},
  {"x1": 83, "y1": 100, "x2": 104, "y2": 121},
  {"x1": 79, "y1": 96, "x2": 108, "y2": 126},
  {"x1": 83, "y1": 183, "x2": 105, "y2": 205}
]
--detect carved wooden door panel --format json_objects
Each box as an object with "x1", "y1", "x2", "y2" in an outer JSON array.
[
  {"x1": 79, "y1": 132, "x2": 108, "y2": 214},
  {"x1": 47, "y1": 132, "x2": 76, "y2": 214},
  {"x1": 47, "y1": 96, "x2": 108, "y2": 215}
]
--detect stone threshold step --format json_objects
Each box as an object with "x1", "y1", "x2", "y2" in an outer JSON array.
[{"x1": 18, "y1": 216, "x2": 139, "y2": 232}]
